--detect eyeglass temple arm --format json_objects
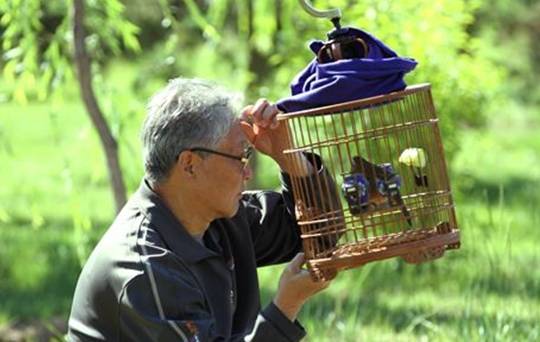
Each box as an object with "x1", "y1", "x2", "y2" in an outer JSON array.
[{"x1": 298, "y1": 0, "x2": 342, "y2": 29}]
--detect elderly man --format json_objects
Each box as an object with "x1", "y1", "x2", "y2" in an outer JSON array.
[{"x1": 68, "y1": 78, "x2": 338, "y2": 341}]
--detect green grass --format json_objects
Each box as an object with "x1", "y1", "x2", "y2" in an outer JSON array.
[
  {"x1": 1, "y1": 62, "x2": 539, "y2": 340},
  {"x1": 257, "y1": 200, "x2": 540, "y2": 341}
]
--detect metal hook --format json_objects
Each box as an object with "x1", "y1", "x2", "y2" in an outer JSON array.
[{"x1": 298, "y1": 0, "x2": 341, "y2": 20}]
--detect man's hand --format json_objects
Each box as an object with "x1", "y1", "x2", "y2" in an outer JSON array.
[
  {"x1": 240, "y1": 99, "x2": 313, "y2": 176},
  {"x1": 273, "y1": 253, "x2": 333, "y2": 321},
  {"x1": 239, "y1": 99, "x2": 288, "y2": 161}
]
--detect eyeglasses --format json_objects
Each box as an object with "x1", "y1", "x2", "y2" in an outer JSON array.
[{"x1": 184, "y1": 146, "x2": 253, "y2": 170}]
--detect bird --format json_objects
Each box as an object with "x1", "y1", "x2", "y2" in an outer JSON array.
[
  {"x1": 399, "y1": 147, "x2": 429, "y2": 187},
  {"x1": 348, "y1": 156, "x2": 412, "y2": 226}
]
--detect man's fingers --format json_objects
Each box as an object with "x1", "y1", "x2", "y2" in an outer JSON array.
[
  {"x1": 260, "y1": 104, "x2": 279, "y2": 127},
  {"x1": 292, "y1": 269, "x2": 332, "y2": 295},
  {"x1": 244, "y1": 99, "x2": 281, "y2": 130},
  {"x1": 240, "y1": 105, "x2": 255, "y2": 122},
  {"x1": 253, "y1": 98, "x2": 269, "y2": 112},
  {"x1": 251, "y1": 99, "x2": 270, "y2": 127},
  {"x1": 270, "y1": 115, "x2": 280, "y2": 129}
]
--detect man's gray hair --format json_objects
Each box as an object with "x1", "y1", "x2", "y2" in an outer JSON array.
[{"x1": 141, "y1": 78, "x2": 241, "y2": 183}]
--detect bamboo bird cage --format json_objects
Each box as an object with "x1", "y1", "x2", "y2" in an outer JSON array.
[{"x1": 277, "y1": 84, "x2": 460, "y2": 281}]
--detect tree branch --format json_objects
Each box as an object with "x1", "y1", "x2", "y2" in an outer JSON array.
[{"x1": 73, "y1": 0, "x2": 127, "y2": 213}]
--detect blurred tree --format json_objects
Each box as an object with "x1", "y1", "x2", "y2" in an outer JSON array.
[
  {"x1": 131, "y1": 0, "x2": 503, "y2": 164},
  {"x1": 0, "y1": 0, "x2": 504, "y2": 192},
  {"x1": 474, "y1": 0, "x2": 540, "y2": 104},
  {"x1": 0, "y1": 0, "x2": 141, "y2": 213}
]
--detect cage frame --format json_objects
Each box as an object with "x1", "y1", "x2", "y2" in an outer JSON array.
[{"x1": 277, "y1": 83, "x2": 460, "y2": 281}]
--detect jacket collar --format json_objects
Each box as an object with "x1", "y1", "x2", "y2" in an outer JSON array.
[{"x1": 135, "y1": 179, "x2": 219, "y2": 263}]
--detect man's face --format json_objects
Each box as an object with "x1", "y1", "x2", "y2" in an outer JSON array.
[{"x1": 197, "y1": 122, "x2": 252, "y2": 218}]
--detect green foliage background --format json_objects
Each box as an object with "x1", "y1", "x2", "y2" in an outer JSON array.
[{"x1": 0, "y1": 0, "x2": 539, "y2": 340}]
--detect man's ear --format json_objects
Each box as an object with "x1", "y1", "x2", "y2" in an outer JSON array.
[{"x1": 176, "y1": 150, "x2": 200, "y2": 177}]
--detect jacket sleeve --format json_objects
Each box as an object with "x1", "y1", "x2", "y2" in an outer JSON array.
[
  {"x1": 117, "y1": 245, "x2": 306, "y2": 342},
  {"x1": 244, "y1": 302, "x2": 306, "y2": 342},
  {"x1": 241, "y1": 153, "x2": 341, "y2": 267}
]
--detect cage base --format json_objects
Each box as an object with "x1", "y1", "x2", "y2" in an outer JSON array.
[{"x1": 307, "y1": 224, "x2": 459, "y2": 281}]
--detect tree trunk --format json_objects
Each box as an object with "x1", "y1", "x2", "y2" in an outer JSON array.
[
  {"x1": 73, "y1": 0, "x2": 127, "y2": 213},
  {"x1": 246, "y1": 0, "x2": 272, "y2": 99},
  {"x1": 245, "y1": 0, "x2": 284, "y2": 188}
]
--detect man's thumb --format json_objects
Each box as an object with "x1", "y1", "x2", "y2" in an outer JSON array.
[
  {"x1": 240, "y1": 121, "x2": 257, "y2": 144},
  {"x1": 288, "y1": 253, "x2": 305, "y2": 273}
]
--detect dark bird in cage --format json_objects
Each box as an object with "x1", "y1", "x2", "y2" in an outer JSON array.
[{"x1": 343, "y1": 156, "x2": 412, "y2": 226}]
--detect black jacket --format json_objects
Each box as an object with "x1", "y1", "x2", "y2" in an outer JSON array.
[{"x1": 68, "y1": 158, "x2": 335, "y2": 341}]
